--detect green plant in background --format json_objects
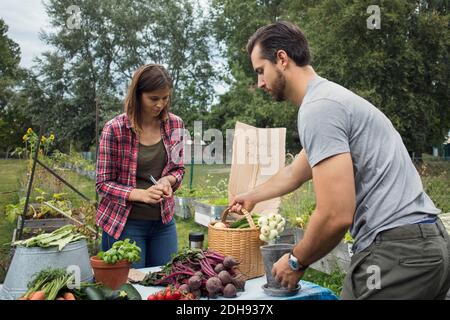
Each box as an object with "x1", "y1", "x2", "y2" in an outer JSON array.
[
  {"x1": 176, "y1": 177, "x2": 229, "y2": 199},
  {"x1": 5, "y1": 197, "x2": 26, "y2": 223},
  {"x1": 292, "y1": 212, "x2": 312, "y2": 229},
  {"x1": 97, "y1": 239, "x2": 141, "y2": 264},
  {"x1": 12, "y1": 128, "x2": 55, "y2": 161},
  {"x1": 343, "y1": 231, "x2": 354, "y2": 244},
  {"x1": 281, "y1": 181, "x2": 316, "y2": 229},
  {"x1": 4, "y1": 189, "x2": 73, "y2": 223},
  {"x1": 200, "y1": 197, "x2": 229, "y2": 206}
]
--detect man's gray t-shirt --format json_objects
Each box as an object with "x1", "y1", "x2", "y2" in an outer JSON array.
[{"x1": 298, "y1": 76, "x2": 440, "y2": 253}]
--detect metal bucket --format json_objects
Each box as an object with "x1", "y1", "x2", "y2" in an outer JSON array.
[{"x1": 0, "y1": 239, "x2": 93, "y2": 300}]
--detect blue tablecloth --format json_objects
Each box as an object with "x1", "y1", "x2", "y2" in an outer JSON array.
[{"x1": 133, "y1": 267, "x2": 339, "y2": 300}]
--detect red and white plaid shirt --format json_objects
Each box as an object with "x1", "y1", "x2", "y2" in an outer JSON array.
[{"x1": 96, "y1": 112, "x2": 185, "y2": 239}]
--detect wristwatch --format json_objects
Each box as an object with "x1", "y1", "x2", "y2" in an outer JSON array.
[{"x1": 288, "y1": 250, "x2": 309, "y2": 272}]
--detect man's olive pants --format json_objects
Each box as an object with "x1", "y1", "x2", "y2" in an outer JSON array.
[{"x1": 341, "y1": 218, "x2": 450, "y2": 300}]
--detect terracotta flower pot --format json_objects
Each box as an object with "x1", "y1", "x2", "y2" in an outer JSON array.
[{"x1": 90, "y1": 256, "x2": 131, "y2": 290}]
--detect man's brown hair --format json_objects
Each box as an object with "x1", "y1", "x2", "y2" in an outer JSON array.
[{"x1": 247, "y1": 21, "x2": 311, "y2": 67}]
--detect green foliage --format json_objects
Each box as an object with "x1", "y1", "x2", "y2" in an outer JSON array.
[
  {"x1": 176, "y1": 176, "x2": 228, "y2": 198},
  {"x1": 98, "y1": 239, "x2": 141, "y2": 264},
  {"x1": 417, "y1": 158, "x2": 450, "y2": 212},
  {"x1": 211, "y1": 0, "x2": 449, "y2": 155},
  {"x1": 0, "y1": 19, "x2": 32, "y2": 154},
  {"x1": 280, "y1": 181, "x2": 316, "y2": 228},
  {"x1": 301, "y1": 0, "x2": 450, "y2": 155},
  {"x1": 303, "y1": 268, "x2": 346, "y2": 296},
  {"x1": 5, "y1": 188, "x2": 73, "y2": 223},
  {"x1": 200, "y1": 197, "x2": 229, "y2": 206}
]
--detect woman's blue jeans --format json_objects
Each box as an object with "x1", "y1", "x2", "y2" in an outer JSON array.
[{"x1": 101, "y1": 218, "x2": 178, "y2": 268}]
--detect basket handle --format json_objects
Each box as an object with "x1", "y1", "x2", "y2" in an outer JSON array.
[{"x1": 221, "y1": 207, "x2": 257, "y2": 229}]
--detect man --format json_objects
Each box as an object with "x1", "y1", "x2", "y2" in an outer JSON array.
[{"x1": 230, "y1": 21, "x2": 450, "y2": 299}]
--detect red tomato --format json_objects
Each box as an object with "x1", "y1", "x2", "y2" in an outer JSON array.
[
  {"x1": 172, "y1": 290, "x2": 182, "y2": 300},
  {"x1": 164, "y1": 290, "x2": 174, "y2": 300},
  {"x1": 147, "y1": 294, "x2": 157, "y2": 300},
  {"x1": 156, "y1": 292, "x2": 165, "y2": 300}
]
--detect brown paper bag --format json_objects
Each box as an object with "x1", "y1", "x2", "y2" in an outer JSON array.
[{"x1": 228, "y1": 122, "x2": 286, "y2": 216}]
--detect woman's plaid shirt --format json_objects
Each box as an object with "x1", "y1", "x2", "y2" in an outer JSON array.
[{"x1": 96, "y1": 112, "x2": 185, "y2": 239}]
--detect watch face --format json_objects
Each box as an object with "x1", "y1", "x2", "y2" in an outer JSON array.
[{"x1": 289, "y1": 256, "x2": 299, "y2": 270}]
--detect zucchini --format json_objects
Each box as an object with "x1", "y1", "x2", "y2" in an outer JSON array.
[
  {"x1": 99, "y1": 286, "x2": 114, "y2": 297},
  {"x1": 83, "y1": 286, "x2": 105, "y2": 300},
  {"x1": 118, "y1": 283, "x2": 142, "y2": 300},
  {"x1": 105, "y1": 290, "x2": 129, "y2": 300}
]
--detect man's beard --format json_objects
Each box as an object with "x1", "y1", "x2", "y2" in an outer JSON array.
[{"x1": 271, "y1": 69, "x2": 287, "y2": 102}]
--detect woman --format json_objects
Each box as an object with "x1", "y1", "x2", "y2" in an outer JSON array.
[{"x1": 96, "y1": 64, "x2": 185, "y2": 268}]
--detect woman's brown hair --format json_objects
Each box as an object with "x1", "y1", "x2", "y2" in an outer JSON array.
[{"x1": 124, "y1": 64, "x2": 173, "y2": 134}]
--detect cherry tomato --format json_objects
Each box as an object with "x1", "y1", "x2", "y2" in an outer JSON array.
[
  {"x1": 172, "y1": 290, "x2": 182, "y2": 300},
  {"x1": 147, "y1": 294, "x2": 157, "y2": 300},
  {"x1": 156, "y1": 292, "x2": 165, "y2": 300},
  {"x1": 165, "y1": 290, "x2": 175, "y2": 300}
]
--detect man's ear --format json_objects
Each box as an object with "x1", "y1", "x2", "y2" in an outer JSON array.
[{"x1": 276, "y1": 50, "x2": 289, "y2": 70}]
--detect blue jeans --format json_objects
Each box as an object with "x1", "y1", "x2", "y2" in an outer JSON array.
[{"x1": 101, "y1": 218, "x2": 178, "y2": 268}]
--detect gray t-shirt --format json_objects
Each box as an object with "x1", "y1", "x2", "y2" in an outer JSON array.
[{"x1": 298, "y1": 76, "x2": 440, "y2": 253}]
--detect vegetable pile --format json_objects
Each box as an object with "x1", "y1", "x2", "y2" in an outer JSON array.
[
  {"x1": 19, "y1": 267, "x2": 142, "y2": 300},
  {"x1": 213, "y1": 214, "x2": 261, "y2": 229},
  {"x1": 13, "y1": 225, "x2": 86, "y2": 251},
  {"x1": 83, "y1": 283, "x2": 142, "y2": 300},
  {"x1": 258, "y1": 214, "x2": 286, "y2": 242},
  {"x1": 147, "y1": 285, "x2": 196, "y2": 300},
  {"x1": 139, "y1": 248, "x2": 246, "y2": 299},
  {"x1": 20, "y1": 268, "x2": 77, "y2": 300},
  {"x1": 97, "y1": 239, "x2": 141, "y2": 264}
]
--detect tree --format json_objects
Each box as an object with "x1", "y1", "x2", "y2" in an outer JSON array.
[
  {"x1": 0, "y1": 19, "x2": 33, "y2": 156},
  {"x1": 211, "y1": 0, "x2": 449, "y2": 156},
  {"x1": 28, "y1": 0, "x2": 216, "y2": 150},
  {"x1": 298, "y1": 0, "x2": 450, "y2": 156}
]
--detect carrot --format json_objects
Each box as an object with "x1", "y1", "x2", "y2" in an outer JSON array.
[
  {"x1": 29, "y1": 291, "x2": 46, "y2": 300},
  {"x1": 63, "y1": 292, "x2": 76, "y2": 300}
]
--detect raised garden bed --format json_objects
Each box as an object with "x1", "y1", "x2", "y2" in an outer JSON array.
[{"x1": 193, "y1": 198, "x2": 228, "y2": 227}]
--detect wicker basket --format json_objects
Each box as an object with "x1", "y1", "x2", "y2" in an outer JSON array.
[{"x1": 208, "y1": 208, "x2": 264, "y2": 280}]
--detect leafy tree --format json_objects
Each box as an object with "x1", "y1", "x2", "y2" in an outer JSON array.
[
  {"x1": 0, "y1": 19, "x2": 33, "y2": 156},
  {"x1": 211, "y1": 0, "x2": 449, "y2": 156},
  {"x1": 29, "y1": 0, "x2": 215, "y2": 150}
]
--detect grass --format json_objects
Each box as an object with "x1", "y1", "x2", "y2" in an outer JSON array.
[
  {"x1": 0, "y1": 159, "x2": 27, "y2": 282},
  {"x1": 174, "y1": 216, "x2": 208, "y2": 250}
]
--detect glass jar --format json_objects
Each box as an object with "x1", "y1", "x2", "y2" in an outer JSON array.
[{"x1": 189, "y1": 232, "x2": 204, "y2": 250}]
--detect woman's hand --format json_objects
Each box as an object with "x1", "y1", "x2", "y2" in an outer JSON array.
[
  {"x1": 156, "y1": 176, "x2": 173, "y2": 198},
  {"x1": 129, "y1": 186, "x2": 164, "y2": 204}
]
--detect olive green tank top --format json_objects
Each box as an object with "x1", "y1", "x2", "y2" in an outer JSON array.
[{"x1": 129, "y1": 139, "x2": 167, "y2": 220}]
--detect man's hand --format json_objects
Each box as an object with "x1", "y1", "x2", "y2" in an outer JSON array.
[
  {"x1": 272, "y1": 253, "x2": 304, "y2": 290},
  {"x1": 229, "y1": 192, "x2": 256, "y2": 213},
  {"x1": 229, "y1": 150, "x2": 312, "y2": 213}
]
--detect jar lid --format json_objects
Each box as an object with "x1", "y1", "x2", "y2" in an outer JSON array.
[{"x1": 189, "y1": 232, "x2": 204, "y2": 242}]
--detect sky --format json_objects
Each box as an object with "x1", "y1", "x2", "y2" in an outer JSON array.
[{"x1": 0, "y1": 0, "x2": 50, "y2": 68}]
